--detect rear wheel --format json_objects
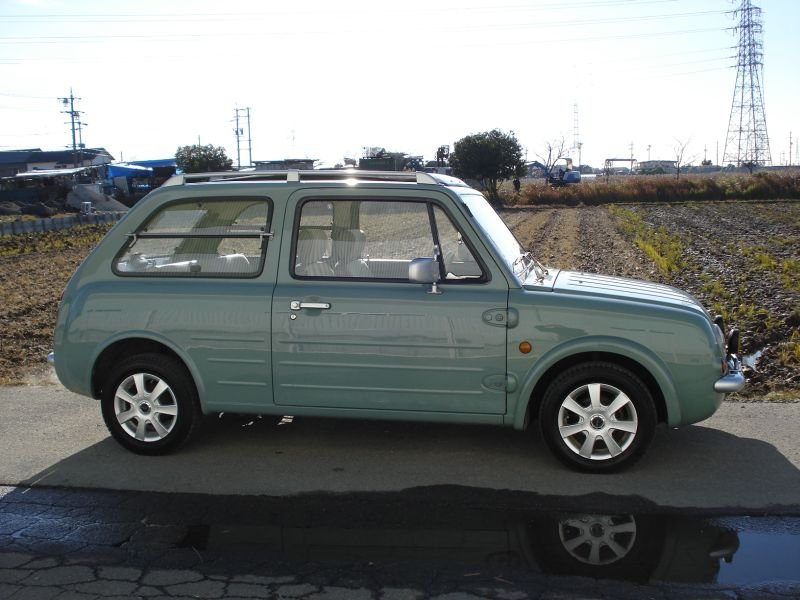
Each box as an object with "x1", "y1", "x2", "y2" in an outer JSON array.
[
  {"x1": 101, "y1": 353, "x2": 200, "y2": 455},
  {"x1": 539, "y1": 362, "x2": 656, "y2": 472}
]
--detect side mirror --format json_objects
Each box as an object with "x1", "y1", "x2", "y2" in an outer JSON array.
[
  {"x1": 409, "y1": 257, "x2": 442, "y2": 295},
  {"x1": 409, "y1": 257, "x2": 440, "y2": 283}
]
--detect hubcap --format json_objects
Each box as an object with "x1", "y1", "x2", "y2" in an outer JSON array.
[
  {"x1": 113, "y1": 372, "x2": 178, "y2": 442},
  {"x1": 557, "y1": 382, "x2": 638, "y2": 461},
  {"x1": 559, "y1": 515, "x2": 637, "y2": 566}
]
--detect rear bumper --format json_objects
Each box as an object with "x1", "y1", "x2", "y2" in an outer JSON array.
[{"x1": 714, "y1": 356, "x2": 745, "y2": 393}]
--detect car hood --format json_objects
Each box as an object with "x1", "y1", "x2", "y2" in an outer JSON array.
[{"x1": 525, "y1": 269, "x2": 708, "y2": 317}]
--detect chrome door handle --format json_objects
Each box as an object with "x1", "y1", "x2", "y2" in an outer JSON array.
[{"x1": 290, "y1": 301, "x2": 331, "y2": 310}]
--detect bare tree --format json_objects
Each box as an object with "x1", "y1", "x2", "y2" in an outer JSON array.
[
  {"x1": 673, "y1": 138, "x2": 692, "y2": 180},
  {"x1": 537, "y1": 137, "x2": 569, "y2": 182}
]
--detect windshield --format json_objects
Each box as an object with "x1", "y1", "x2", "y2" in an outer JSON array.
[{"x1": 458, "y1": 192, "x2": 531, "y2": 280}]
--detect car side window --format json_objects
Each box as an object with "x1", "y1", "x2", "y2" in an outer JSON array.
[
  {"x1": 113, "y1": 197, "x2": 271, "y2": 277},
  {"x1": 294, "y1": 199, "x2": 485, "y2": 281}
]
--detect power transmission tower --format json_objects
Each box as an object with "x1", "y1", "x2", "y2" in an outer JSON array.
[
  {"x1": 59, "y1": 88, "x2": 84, "y2": 167},
  {"x1": 233, "y1": 107, "x2": 253, "y2": 169},
  {"x1": 572, "y1": 103, "x2": 582, "y2": 167},
  {"x1": 722, "y1": 0, "x2": 771, "y2": 169}
]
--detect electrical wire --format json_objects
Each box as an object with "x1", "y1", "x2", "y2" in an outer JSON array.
[{"x1": 0, "y1": 0, "x2": 689, "y2": 21}]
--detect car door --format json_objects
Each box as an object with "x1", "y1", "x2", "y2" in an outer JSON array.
[{"x1": 271, "y1": 188, "x2": 510, "y2": 415}]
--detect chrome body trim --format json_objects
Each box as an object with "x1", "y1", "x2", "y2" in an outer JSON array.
[{"x1": 714, "y1": 356, "x2": 745, "y2": 393}]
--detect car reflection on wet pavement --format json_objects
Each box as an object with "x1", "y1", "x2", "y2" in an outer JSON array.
[
  {"x1": 0, "y1": 485, "x2": 798, "y2": 598},
  {"x1": 177, "y1": 512, "x2": 741, "y2": 586}
]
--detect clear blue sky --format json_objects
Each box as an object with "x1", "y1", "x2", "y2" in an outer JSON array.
[{"x1": 0, "y1": 0, "x2": 797, "y2": 168}]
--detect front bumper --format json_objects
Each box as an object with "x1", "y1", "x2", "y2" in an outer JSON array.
[{"x1": 714, "y1": 355, "x2": 745, "y2": 393}]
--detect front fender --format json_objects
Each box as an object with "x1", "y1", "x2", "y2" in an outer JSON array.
[{"x1": 511, "y1": 335, "x2": 680, "y2": 429}]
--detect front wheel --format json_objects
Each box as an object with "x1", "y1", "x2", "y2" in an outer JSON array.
[
  {"x1": 101, "y1": 354, "x2": 200, "y2": 455},
  {"x1": 539, "y1": 362, "x2": 657, "y2": 473}
]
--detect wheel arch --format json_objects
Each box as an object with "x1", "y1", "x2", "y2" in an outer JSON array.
[
  {"x1": 513, "y1": 339, "x2": 677, "y2": 430},
  {"x1": 90, "y1": 334, "x2": 206, "y2": 411}
]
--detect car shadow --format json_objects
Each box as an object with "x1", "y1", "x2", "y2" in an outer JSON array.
[{"x1": 16, "y1": 411, "x2": 800, "y2": 511}]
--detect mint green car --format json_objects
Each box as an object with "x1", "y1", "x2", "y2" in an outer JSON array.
[{"x1": 50, "y1": 171, "x2": 744, "y2": 472}]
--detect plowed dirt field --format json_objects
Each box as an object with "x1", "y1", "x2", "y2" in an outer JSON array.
[{"x1": 1, "y1": 202, "x2": 797, "y2": 398}]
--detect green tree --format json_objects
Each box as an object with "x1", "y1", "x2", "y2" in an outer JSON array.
[
  {"x1": 175, "y1": 144, "x2": 233, "y2": 173},
  {"x1": 449, "y1": 129, "x2": 526, "y2": 206}
]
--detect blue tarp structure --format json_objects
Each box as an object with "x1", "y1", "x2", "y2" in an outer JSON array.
[
  {"x1": 107, "y1": 163, "x2": 154, "y2": 178},
  {"x1": 129, "y1": 159, "x2": 177, "y2": 169}
]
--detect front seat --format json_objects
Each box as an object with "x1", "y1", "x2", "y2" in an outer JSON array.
[
  {"x1": 296, "y1": 229, "x2": 334, "y2": 277},
  {"x1": 332, "y1": 229, "x2": 371, "y2": 278}
]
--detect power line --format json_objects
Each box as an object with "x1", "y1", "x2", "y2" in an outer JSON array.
[
  {"x1": 0, "y1": 1, "x2": 689, "y2": 21},
  {"x1": 0, "y1": 91, "x2": 57, "y2": 100},
  {"x1": 0, "y1": 26, "x2": 727, "y2": 52}
]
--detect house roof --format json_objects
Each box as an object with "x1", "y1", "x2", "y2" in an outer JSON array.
[
  {"x1": 0, "y1": 148, "x2": 114, "y2": 165},
  {"x1": 0, "y1": 149, "x2": 43, "y2": 164}
]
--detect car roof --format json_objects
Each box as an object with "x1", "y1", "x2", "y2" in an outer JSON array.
[{"x1": 162, "y1": 169, "x2": 469, "y2": 189}]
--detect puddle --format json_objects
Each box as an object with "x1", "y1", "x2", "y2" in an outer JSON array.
[
  {"x1": 743, "y1": 349, "x2": 764, "y2": 370},
  {"x1": 3, "y1": 485, "x2": 798, "y2": 589},
  {"x1": 178, "y1": 511, "x2": 800, "y2": 587},
  {"x1": 713, "y1": 517, "x2": 800, "y2": 585}
]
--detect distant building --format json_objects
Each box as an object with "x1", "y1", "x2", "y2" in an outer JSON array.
[
  {"x1": 0, "y1": 148, "x2": 114, "y2": 177},
  {"x1": 253, "y1": 159, "x2": 316, "y2": 171},
  {"x1": 636, "y1": 160, "x2": 677, "y2": 174}
]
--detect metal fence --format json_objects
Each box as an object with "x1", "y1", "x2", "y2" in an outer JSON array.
[{"x1": 0, "y1": 212, "x2": 125, "y2": 236}]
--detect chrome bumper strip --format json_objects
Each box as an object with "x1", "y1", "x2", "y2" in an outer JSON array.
[{"x1": 714, "y1": 356, "x2": 745, "y2": 393}]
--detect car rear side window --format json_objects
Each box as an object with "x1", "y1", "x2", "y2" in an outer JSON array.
[{"x1": 113, "y1": 197, "x2": 271, "y2": 277}]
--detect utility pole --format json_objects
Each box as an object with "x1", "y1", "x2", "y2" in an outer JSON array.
[
  {"x1": 77, "y1": 118, "x2": 87, "y2": 166},
  {"x1": 233, "y1": 107, "x2": 252, "y2": 170},
  {"x1": 647, "y1": 144, "x2": 651, "y2": 161},
  {"x1": 246, "y1": 107, "x2": 252, "y2": 167},
  {"x1": 790, "y1": 131, "x2": 793, "y2": 167},
  {"x1": 629, "y1": 141, "x2": 634, "y2": 173},
  {"x1": 59, "y1": 88, "x2": 82, "y2": 167},
  {"x1": 233, "y1": 109, "x2": 242, "y2": 170},
  {"x1": 723, "y1": 0, "x2": 771, "y2": 168}
]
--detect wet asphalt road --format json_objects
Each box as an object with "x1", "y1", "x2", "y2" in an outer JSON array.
[
  {"x1": 2, "y1": 485, "x2": 800, "y2": 599},
  {"x1": 1, "y1": 385, "x2": 800, "y2": 598}
]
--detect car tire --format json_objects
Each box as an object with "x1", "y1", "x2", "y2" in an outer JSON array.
[
  {"x1": 101, "y1": 353, "x2": 200, "y2": 455},
  {"x1": 539, "y1": 362, "x2": 656, "y2": 473}
]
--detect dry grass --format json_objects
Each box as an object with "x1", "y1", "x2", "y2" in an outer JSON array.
[{"x1": 508, "y1": 171, "x2": 800, "y2": 206}]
